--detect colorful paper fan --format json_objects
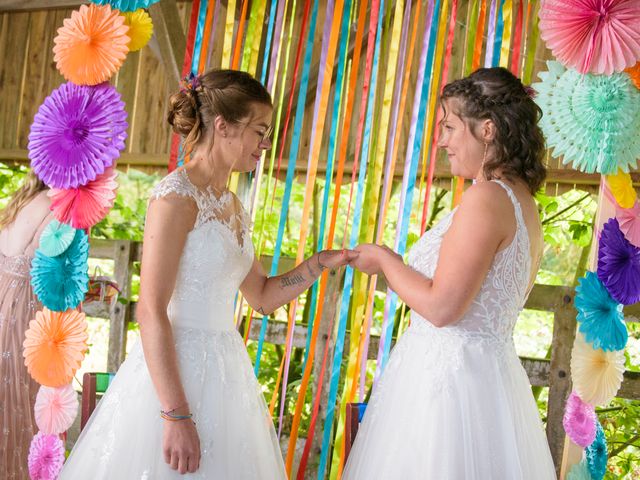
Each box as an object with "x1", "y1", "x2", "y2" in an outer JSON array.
[
  {"x1": 563, "y1": 392, "x2": 597, "y2": 447},
  {"x1": 585, "y1": 422, "x2": 608, "y2": 480},
  {"x1": 34, "y1": 384, "x2": 79, "y2": 435},
  {"x1": 28, "y1": 82, "x2": 128, "y2": 190},
  {"x1": 90, "y1": 0, "x2": 161, "y2": 13},
  {"x1": 570, "y1": 332, "x2": 625, "y2": 406},
  {"x1": 53, "y1": 3, "x2": 129, "y2": 86},
  {"x1": 48, "y1": 168, "x2": 118, "y2": 229},
  {"x1": 39, "y1": 220, "x2": 76, "y2": 257},
  {"x1": 122, "y1": 9, "x2": 153, "y2": 52},
  {"x1": 597, "y1": 218, "x2": 640, "y2": 305},
  {"x1": 23, "y1": 308, "x2": 88, "y2": 387},
  {"x1": 626, "y1": 61, "x2": 640, "y2": 89},
  {"x1": 615, "y1": 201, "x2": 640, "y2": 248},
  {"x1": 606, "y1": 169, "x2": 637, "y2": 208},
  {"x1": 28, "y1": 432, "x2": 65, "y2": 480},
  {"x1": 533, "y1": 60, "x2": 640, "y2": 174},
  {"x1": 566, "y1": 460, "x2": 593, "y2": 480},
  {"x1": 575, "y1": 271, "x2": 627, "y2": 351},
  {"x1": 31, "y1": 229, "x2": 89, "y2": 312},
  {"x1": 538, "y1": 0, "x2": 640, "y2": 75}
]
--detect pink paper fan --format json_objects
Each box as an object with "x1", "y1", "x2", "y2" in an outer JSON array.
[
  {"x1": 539, "y1": 0, "x2": 640, "y2": 75},
  {"x1": 48, "y1": 167, "x2": 118, "y2": 229},
  {"x1": 35, "y1": 384, "x2": 79, "y2": 435},
  {"x1": 615, "y1": 200, "x2": 640, "y2": 248},
  {"x1": 28, "y1": 432, "x2": 65, "y2": 480},
  {"x1": 563, "y1": 391, "x2": 597, "y2": 447}
]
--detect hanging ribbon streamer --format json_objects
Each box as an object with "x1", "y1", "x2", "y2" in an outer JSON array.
[
  {"x1": 221, "y1": 0, "x2": 237, "y2": 68},
  {"x1": 522, "y1": 0, "x2": 539, "y2": 84},
  {"x1": 472, "y1": 0, "x2": 488, "y2": 71},
  {"x1": 491, "y1": 0, "x2": 506, "y2": 67},
  {"x1": 509, "y1": 0, "x2": 523, "y2": 75},
  {"x1": 377, "y1": 0, "x2": 441, "y2": 378},
  {"x1": 498, "y1": 0, "x2": 513, "y2": 68},
  {"x1": 231, "y1": 0, "x2": 250, "y2": 69},
  {"x1": 484, "y1": 0, "x2": 498, "y2": 67},
  {"x1": 197, "y1": 0, "x2": 216, "y2": 74}
]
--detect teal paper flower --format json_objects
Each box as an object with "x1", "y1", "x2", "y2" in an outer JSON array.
[
  {"x1": 31, "y1": 229, "x2": 89, "y2": 312},
  {"x1": 586, "y1": 421, "x2": 608, "y2": 480},
  {"x1": 89, "y1": 0, "x2": 160, "y2": 12},
  {"x1": 39, "y1": 220, "x2": 76, "y2": 257},
  {"x1": 575, "y1": 271, "x2": 627, "y2": 352},
  {"x1": 566, "y1": 460, "x2": 592, "y2": 480},
  {"x1": 533, "y1": 60, "x2": 640, "y2": 174}
]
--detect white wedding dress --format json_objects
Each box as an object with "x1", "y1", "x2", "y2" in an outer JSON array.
[
  {"x1": 60, "y1": 169, "x2": 286, "y2": 479},
  {"x1": 343, "y1": 180, "x2": 556, "y2": 479}
]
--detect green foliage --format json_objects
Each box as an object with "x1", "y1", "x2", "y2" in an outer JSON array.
[{"x1": 0, "y1": 163, "x2": 29, "y2": 209}]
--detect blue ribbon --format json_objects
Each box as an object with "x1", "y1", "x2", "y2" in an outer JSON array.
[
  {"x1": 491, "y1": 0, "x2": 506, "y2": 67},
  {"x1": 254, "y1": 0, "x2": 321, "y2": 376},
  {"x1": 191, "y1": 0, "x2": 209, "y2": 75},
  {"x1": 260, "y1": 0, "x2": 280, "y2": 84},
  {"x1": 317, "y1": 0, "x2": 385, "y2": 476}
]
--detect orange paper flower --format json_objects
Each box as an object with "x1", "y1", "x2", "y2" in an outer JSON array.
[
  {"x1": 53, "y1": 4, "x2": 130, "y2": 85},
  {"x1": 626, "y1": 61, "x2": 640, "y2": 90},
  {"x1": 23, "y1": 308, "x2": 88, "y2": 387}
]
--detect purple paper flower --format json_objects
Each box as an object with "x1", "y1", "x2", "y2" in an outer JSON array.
[
  {"x1": 597, "y1": 218, "x2": 640, "y2": 305},
  {"x1": 563, "y1": 392, "x2": 597, "y2": 447},
  {"x1": 28, "y1": 432, "x2": 65, "y2": 480},
  {"x1": 28, "y1": 82, "x2": 128, "y2": 189}
]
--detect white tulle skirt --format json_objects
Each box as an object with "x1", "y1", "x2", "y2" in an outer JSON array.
[
  {"x1": 342, "y1": 321, "x2": 556, "y2": 480},
  {"x1": 60, "y1": 326, "x2": 286, "y2": 479}
]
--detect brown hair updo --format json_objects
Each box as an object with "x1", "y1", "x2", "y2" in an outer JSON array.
[
  {"x1": 441, "y1": 67, "x2": 546, "y2": 194},
  {"x1": 167, "y1": 69, "x2": 272, "y2": 154}
]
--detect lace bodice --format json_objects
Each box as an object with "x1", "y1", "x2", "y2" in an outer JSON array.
[
  {"x1": 149, "y1": 169, "x2": 254, "y2": 330},
  {"x1": 406, "y1": 180, "x2": 531, "y2": 347}
]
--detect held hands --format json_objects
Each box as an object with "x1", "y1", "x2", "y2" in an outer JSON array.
[
  {"x1": 348, "y1": 243, "x2": 403, "y2": 275},
  {"x1": 316, "y1": 249, "x2": 360, "y2": 270}
]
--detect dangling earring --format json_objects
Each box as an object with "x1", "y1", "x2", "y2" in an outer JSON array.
[{"x1": 482, "y1": 142, "x2": 488, "y2": 167}]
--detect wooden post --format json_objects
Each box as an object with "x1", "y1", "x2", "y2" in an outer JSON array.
[
  {"x1": 148, "y1": 0, "x2": 186, "y2": 85},
  {"x1": 107, "y1": 240, "x2": 135, "y2": 372},
  {"x1": 547, "y1": 291, "x2": 577, "y2": 475}
]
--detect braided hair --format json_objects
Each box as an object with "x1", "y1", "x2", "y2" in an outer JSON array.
[{"x1": 441, "y1": 67, "x2": 546, "y2": 194}]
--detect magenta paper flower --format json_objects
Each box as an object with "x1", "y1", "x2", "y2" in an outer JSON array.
[
  {"x1": 615, "y1": 201, "x2": 640, "y2": 248},
  {"x1": 28, "y1": 432, "x2": 65, "y2": 480},
  {"x1": 539, "y1": 0, "x2": 640, "y2": 75},
  {"x1": 563, "y1": 391, "x2": 597, "y2": 447},
  {"x1": 28, "y1": 82, "x2": 127, "y2": 189}
]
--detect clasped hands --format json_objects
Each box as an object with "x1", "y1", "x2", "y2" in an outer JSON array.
[{"x1": 320, "y1": 244, "x2": 402, "y2": 276}]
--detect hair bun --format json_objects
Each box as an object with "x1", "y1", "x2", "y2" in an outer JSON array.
[{"x1": 167, "y1": 89, "x2": 200, "y2": 137}]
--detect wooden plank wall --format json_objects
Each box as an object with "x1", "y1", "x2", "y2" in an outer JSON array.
[{"x1": 0, "y1": 0, "x2": 636, "y2": 193}]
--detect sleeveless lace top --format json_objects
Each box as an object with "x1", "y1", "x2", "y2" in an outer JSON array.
[
  {"x1": 150, "y1": 169, "x2": 254, "y2": 331},
  {"x1": 406, "y1": 180, "x2": 531, "y2": 351}
]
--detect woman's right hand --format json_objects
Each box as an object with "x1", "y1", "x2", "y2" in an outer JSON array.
[{"x1": 162, "y1": 418, "x2": 201, "y2": 474}]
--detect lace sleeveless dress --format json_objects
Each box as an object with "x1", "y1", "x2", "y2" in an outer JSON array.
[
  {"x1": 60, "y1": 169, "x2": 286, "y2": 479},
  {"x1": 343, "y1": 181, "x2": 556, "y2": 479}
]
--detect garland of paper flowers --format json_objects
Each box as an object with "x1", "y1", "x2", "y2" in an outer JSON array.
[
  {"x1": 536, "y1": 2, "x2": 640, "y2": 476},
  {"x1": 23, "y1": 0, "x2": 153, "y2": 475}
]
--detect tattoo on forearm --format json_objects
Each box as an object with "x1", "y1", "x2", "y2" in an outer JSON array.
[
  {"x1": 306, "y1": 261, "x2": 316, "y2": 278},
  {"x1": 279, "y1": 273, "x2": 306, "y2": 289}
]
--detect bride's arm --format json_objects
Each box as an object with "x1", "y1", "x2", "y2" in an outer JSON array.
[
  {"x1": 136, "y1": 194, "x2": 200, "y2": 474},
  {"x1": 351, "y1": 183, "x2": 509, "y2": 327},
  {"x1": 240, "y1": 249, "x2": 357, "y2": 315}
]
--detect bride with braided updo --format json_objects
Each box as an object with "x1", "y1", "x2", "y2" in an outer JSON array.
[{"x1": 343, "y1": 67, "x2": 556, "y2": 479}]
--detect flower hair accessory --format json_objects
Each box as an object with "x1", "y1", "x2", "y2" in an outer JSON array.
[
  {"x1": 181, "y1": 72, "x2": 201, "y2": 92},
  {"x1": 523, "y1": 85, "x2": 537, "y2": 99}
]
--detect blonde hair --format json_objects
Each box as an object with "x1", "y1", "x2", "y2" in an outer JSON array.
[{"x1": 0, "y1": 171, "x2": 47, "y2": 229}]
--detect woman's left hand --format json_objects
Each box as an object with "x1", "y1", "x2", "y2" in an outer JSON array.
[{"x1": 317, "y1": 249, "x2": 359, "y2": 270}]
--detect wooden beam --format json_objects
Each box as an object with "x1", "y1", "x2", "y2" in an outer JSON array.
[{"x1": 149, "y1": 0, "x2": 186, "y2": 85}]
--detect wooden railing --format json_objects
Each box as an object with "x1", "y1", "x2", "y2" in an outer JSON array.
[{"x1": 85, "y1": 238, "x2": 640, "y2": 473}]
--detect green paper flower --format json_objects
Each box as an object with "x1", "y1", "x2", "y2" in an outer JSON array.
[{"x1": 533, "y1": 61, "x2": 640, "y2": 174}]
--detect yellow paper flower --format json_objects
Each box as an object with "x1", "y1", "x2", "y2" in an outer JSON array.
[
  {"x1": 570, "y1": 332, "x2": 625, "y2": 406},
  {"x1": 606, "y1": 169, "x2": 637, "y2": 209},
  {"x1": 122, "y1": 9, "x2": 153, "y2": 52}
]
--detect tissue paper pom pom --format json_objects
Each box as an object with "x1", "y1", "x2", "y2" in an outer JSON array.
[
  {"x1": 53, "y1": 3, "x2": 129, "y2": 85},
  {"x1": 539, "y1": 0, "x2": 640, "y2": 75},
  {"x1": 90, "y1": 0, "x2": 161, "y2": 13},
  {"x1": 563, "y1": 391, "x2": 597, "y2": 447},
  {"x1": 575, "y1": 271, "x2": 627, "y2": 351},
  {"x1": 28, "y1": 432, "x2": 65, "y2": 480},
  {"x1": 35, "y1": 384, "x2": 79, "y2": 434},
  {"x1": 23, "y1": 308, "x2": 88, "y2": 387},
  {"x1": 570, "y1": 332, "x2": 625, "y2": 406},
  {"x1": 533, "y1": 61, "x2": 640, "y2": 174},
  {"x1": 585, "y1": 422, "x2": 608, "y2": 480},
  {"x1": 122, "y1": 9, "x2": 153, "y2": 51},
  {"x1": 30, "y1": 229, "x2": 89, "y2": 312},
  {"x1": 38, "y1": 220, "x2": 76, "y2": 257},
  {"x1": 597, "y1": 218, "x2": 640, "y2": 305},
  {"x1": 28, "y1": 82, "x2": 127, "y2": 189},
  {"x1": 606, "y1": 169, "x2": 637, "y2": 209}
]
